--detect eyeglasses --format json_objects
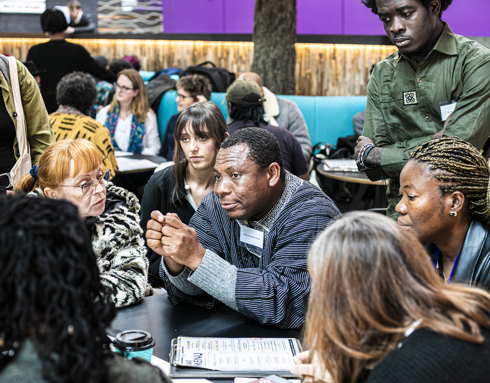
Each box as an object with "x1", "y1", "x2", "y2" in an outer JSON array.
[
  {"x1": 176, "y1": 93, "x2": 193, "y2": 100},
  {"x1": 59, "y1": 170, "x2": 111, "y2": 196},
  {"x1": 116, "y1": 84, "x2": 135, "y2": 92}
]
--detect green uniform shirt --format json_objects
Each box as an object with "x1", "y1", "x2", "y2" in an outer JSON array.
[{"x1": 363, "y1": 24, "x2": 490, "y2": 218}]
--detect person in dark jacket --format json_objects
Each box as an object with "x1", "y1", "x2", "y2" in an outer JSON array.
[
  {"x1": 292, "y1": 211, "x2": 490, "y2": 383},
  {"x1": 0, "y1": 195, "x2": 169, "y2": 383},
  {"x1": 396, "y1": 137, "x2": 490, "y2": 290},
  {"x1": 27, "y1": 8, "x2": 116, "y2": 113},
  {"x1": 141, "y1": 101, "x2": 228, "y2": 287}
]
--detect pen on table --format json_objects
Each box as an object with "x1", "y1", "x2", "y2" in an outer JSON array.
[{"x1": 300, "y1": 333, "x2": 318, "y2": 383}]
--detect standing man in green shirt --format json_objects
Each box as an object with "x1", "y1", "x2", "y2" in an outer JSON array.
[{"x1": 354, "y1": 0, "x2": 490, "y2": 218}]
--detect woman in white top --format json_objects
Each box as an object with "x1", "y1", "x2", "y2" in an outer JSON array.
[{"x1": 97, "y1": 69, "x2": 160, "y2": 155}]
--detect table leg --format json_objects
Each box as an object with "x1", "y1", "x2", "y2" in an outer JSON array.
[{"x1": 348, "y1": 183, "x2": 369, "y2": 210}]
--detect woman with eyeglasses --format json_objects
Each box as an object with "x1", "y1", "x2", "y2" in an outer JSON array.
[
  {"x1": 159, "y1": 74, "x2": 212, "y2": 161},
  {"x1": 96, "y1": 69, "x2": 160, "y2": 156},
  {"x1": 17, "y1": 139, "x2": 151, "y2": 307}
]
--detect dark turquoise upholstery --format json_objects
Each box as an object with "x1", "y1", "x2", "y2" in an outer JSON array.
[{"x1": 157, "y1": 90, "x2": 367, "y2": 146}]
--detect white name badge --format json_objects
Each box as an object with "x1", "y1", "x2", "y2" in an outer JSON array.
[
  {"x1": 239, "y1": 224, "x2": 264, "y2": 250},
  {"x1": 440, "y1": 100, "x2": 457, "y2": 122}
]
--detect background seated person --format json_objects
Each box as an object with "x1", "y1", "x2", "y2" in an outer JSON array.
[
  {"x1": 97, "y1": 69, "x2": 160, "y2": 156},
  {"x1": 50, "y1": 72, "x2": 118, "y2": 178},
  {"x1": 124, "y1": 55, "x2": 141, "y2": 71},
  {"x1": 159, "y1": 75, "x2": 212, "y2": 161},
  {"x1": 292, "y1": 211, "x2": 490, "y2": 383},
  {"x1": 0, "y1": 195, "x2": 170, "y2": 382},
  {"x1": 66, "y1": 0, "x2": 95, "y2": 34},
  {"x1": 226, "y1": 79, "x2": 309, "y2": 180},
  {"x1": 146, "y1": 128, "x2": 341, "y2": 329},
  {"x1": 18, "y1": 139, "x2": 150, "y2": 307},
  {"x1": 92, "y1": 55, "x2": 112, "y2": 115},
  {"x1": 103, "y1": 58, "x2": 134, "y2": 106},
  {"x1": 397, "y1": 137, "x2": 490, "y2": 290},
  {"x1": 22, "y1": 60, "x2": 45, "y2": 89},
  {"x1": 141, "y1": 102, "x2": 228, "y2": 287},
  {"x1": 239, "y1": 72, "x2": 312, "y2": 160}
]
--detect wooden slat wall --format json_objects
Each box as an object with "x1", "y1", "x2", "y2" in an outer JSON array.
[{"x1": 0, "y1": 38, "x2": 397, "y2": 96}]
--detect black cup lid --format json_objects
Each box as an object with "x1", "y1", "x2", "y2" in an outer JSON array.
[{"x1": 113, "y1": 330, "x2": 155, "y2": 352}]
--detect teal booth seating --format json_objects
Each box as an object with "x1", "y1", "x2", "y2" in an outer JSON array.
[
  {"x1": 157, "y1": 90, "x2": 368, "y2": 148},
  {"x1": 139, "y1": 71, "x2": 155, "y2": 85}
]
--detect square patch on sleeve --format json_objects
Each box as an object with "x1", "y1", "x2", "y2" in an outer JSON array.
[{"x1": 403, "y1": 90, "x2": 418, "y2": 106}]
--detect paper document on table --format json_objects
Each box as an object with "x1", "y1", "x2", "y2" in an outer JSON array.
[
  {"x1": 152, "y1": 355, "x2": 213, "y2": 383},
  {"x1": 171, "y1": 337, "x2": 301, "y2": 372},
  {"x1": 323, "y1": 159, "x2": 358, "y2": 171},
  {"x1": 116, "y1": 157, "x2": 159, "y2": 171},
  {"x1": 235, "y1": 377, "x2": 300, "y2": 383},
  {"x1": 114, "y1": 151, "x2": 133, "y2": 157}
]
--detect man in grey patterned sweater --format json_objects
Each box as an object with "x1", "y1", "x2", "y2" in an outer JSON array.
[{"x1": 146, "y1": 128, "x2": 340, "y2": 329}]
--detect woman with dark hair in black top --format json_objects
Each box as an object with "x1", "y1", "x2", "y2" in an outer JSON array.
[{"x1": 141, "y1": 101, "x2": 228, "y2": 287}]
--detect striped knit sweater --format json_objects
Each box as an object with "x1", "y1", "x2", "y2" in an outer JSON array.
[{"x1": 160, "y1": 173, "x2": 341, "y2": 329}]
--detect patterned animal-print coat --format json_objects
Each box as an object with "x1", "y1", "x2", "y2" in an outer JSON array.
[
  {"x1": 90, "y1": 183, "x2": 151, "y2": 307},
  {"x1": 30, "y1": 183, "x2": 150, "y2": 307}
]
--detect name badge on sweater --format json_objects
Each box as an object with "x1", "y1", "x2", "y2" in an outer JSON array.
[
  {"x1": 439, "y1": 100, "x2": 458, "y2": 122},
  {"x1": 239, "y1": 224, "x2": 264, "y2": 258},
  {"x1": 239, "y1": 224, "x2": 264, "y2": 249}
]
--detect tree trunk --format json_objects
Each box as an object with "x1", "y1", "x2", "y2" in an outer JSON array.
[{"x1": 252, "y1": 0, "x2": 296, "y2": 95}]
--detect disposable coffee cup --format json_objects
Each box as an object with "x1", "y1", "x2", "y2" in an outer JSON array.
[{"x1": 113, "y1": 330, "x2": 155, "y2": 363}]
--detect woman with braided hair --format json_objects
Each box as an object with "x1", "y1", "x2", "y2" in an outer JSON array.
[
  {"x1": 396, "y1": 136, "x2": 490, "y2": 289},
  {"x1": 0, "y1": 195, "x2": 169, "y2": 382}
]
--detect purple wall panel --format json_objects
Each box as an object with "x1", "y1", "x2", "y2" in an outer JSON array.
[
  {"x1": 223, "y1": 0, "x2": 254, "y2": 34},
  {"x1": 442, "y1": 0, "x2": 490, "y2": 37},
  {"x1": 163, "y1": 0, "x2": 224, "y2": 34},
  {"x1": 343, "y1": 1, "x2": 385, "y2": 36},
  {"x1": 161, "y1": 0, "x2": 490, "y2": 37},
  {"x1": 297, "y1": 0, "x2": 342, "y2": 35}
]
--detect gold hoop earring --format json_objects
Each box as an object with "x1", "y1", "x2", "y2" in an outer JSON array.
[{"x1": 450, "y1": 212, "x2": 457, "y2": 217}]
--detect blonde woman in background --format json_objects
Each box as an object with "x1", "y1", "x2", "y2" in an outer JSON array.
[{"x1": 97, "y1": 69, "x2": 160, "y2": 156}]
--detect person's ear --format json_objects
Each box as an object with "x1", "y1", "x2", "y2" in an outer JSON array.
[
  {"x1": 267, "y1": 163, "x2": 281, "y2": 187},
  {"x1": 44, "y1": 187, "x2": 59, "y2": 199},
  {"x1": 449, "y1": 191, "x2": 465, "y2": 215},
  {"x1": 430, "y1": 0, "x2": 442, "y2": 16},
  {"x1": 224, "y1": 132, "x2": 229, "y2": 138},
  {"x1": 133, "y1": 88, "x2": 139, "y2": 97},
  {"x1": 196, "y1": 95, "x2": 207, "y2": 102}
]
